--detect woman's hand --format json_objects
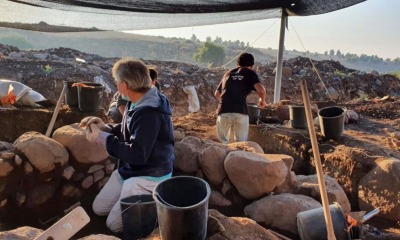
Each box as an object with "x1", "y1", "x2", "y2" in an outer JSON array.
[{"x1": 80, "y1": 116, "x2": 111, "y2": 132}]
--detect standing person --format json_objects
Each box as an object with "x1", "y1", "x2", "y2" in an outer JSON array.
[
  {"x1": 80, "y1": 58, "x2": 174, "y2": 232},
  {"x1": 106, "y1": 92, "x2": 128, "y2": 123},
  {"x1": 214, "y1": 52, "x2": 267, "y2": 144},
  {"x1": 149, "y1": 68, "x2": 162, "y2": 92},
  {"x1": 106, "y1": 67, "x2": 161, "y2": 123}
]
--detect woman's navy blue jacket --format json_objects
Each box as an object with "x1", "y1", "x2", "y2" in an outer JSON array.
[{"x1": 105, "y1": 87, "x2": 174, "y2": 180}]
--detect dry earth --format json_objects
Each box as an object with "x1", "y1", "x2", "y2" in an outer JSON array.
[
  {"x1": 172, "y1": 98, "x2": 400, "y2": 239},
  {"x1": 1, "y1": 44, "x2": 400, "y2": 239}
]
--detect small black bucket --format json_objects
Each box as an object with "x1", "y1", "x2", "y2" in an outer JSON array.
[
  {"x1": 153, "y1": 176, "x2": 211, "y2": 240},
  {"x1": 247, "y1": 104, "x2": 260, "y2": 124},
  {"x1": 297, "y1": 203, "x2": 351, "y2": 240},
  {"x1": 289, "y1": 105, "x2": 307, "y2": 129},
  {"x1": 64, "y1": 81, "x2": 78, "y2": 107},
  {"x1": 318, "y1": 106, "x2": 345, "y2": 140},
  {"x1": 120, "y1": 194, "x2": 158, "y2": 240},
  {"x1": 77, "y1": 82, "x2": 104, "y2": 112}
]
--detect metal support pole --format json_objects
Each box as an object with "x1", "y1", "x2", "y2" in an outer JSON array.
[{"x1": 273, "y1": 9, "x2": 287, "y2": 103}]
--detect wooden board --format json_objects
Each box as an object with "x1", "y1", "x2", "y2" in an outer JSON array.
[{"x1": 35, "y1": 206, "x2": 90, "y2": 240}]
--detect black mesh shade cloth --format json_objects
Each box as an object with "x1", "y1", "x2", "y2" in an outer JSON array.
[{"x1": 1, "y1": 0, "x2": 366, "y2": 31}]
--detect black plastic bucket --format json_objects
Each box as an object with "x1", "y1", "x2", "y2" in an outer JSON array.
[
  {"x1": 297, "y1": 203, "x2": 351, "y2": 240},
  {"x1": 289, "y1": 105, "x2": 307, "y2": 129},
  {"x1": 77, "y1": 82, "x2": 104, "y2": 112},
  {"x1": 64, "y1": 81, "x2": 78, "y2": 107},
  {"x1": 153, "y1": 176, "x2": 211, "y2": 240},
  {"x1": 120, "y1": 194, "x2": 158, "y2": 240},
  {"x1": 247, "y1": 104, "x2": 260, "y2": 124},
  {"x1": 318, "y1": 106, "x2": 345, "y2": 140}
]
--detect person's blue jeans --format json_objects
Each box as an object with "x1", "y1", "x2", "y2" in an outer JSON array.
[{"x1": 216, "y1": 113, "x2": 249, "y2": 144}]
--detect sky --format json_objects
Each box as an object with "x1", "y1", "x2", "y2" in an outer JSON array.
[{"x1": 127, "y1": 0, "x2": 400, "y2": 60}]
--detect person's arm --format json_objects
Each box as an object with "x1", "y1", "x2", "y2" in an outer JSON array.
[
  {"x1": 215, "y1": 75, "x2": 226, "y2": 100},
  {"x1": 214, "y1": 88, "x2": 222, "y2": 100},
  {"x1": 254, "y1": 82, "x2": 267, "y2": 109},
  {"x1": 117, "y1": 104, "x2": 126, "y2": 116}
]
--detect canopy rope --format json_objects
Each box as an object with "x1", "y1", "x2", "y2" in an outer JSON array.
[
  {"x1": 288, "y1": 18, "x2": 333, "y2": 101},
  {"x1": 219, "y1": 15, "x2": 279, "y2": 69}
]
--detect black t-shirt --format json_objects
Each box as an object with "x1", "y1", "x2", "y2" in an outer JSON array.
[{"x1": 217, "y1": 67, "x2": 260, "y2": 115}]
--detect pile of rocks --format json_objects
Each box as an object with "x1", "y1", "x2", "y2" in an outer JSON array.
[{"x1": 1, "y1": 45, "x2": 399, "y2": 117}]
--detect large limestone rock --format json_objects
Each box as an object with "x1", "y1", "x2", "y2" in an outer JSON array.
[
  {"x1": 52, "y1": 124, "x2": 109, "y2": 164},
  {"x1": 180, "y1": 136, "x2": 202, "y2": 147},
  {"x1": 209, "y1": 190, "x2": 232, "y2": 207},
  {"x1": 14, "y1": 131, "x2": 69, "y2": 173},
  {"x1": 0, "y1": 226, "x2": 42, "y2": 239},
  {"x1": 0, "y1": 227, "x2": 119, "y2": 240},
  {"x1": 295, "y1": 174, "x2": 351, "y2": 212},
  {"x1": 244, "y1": 193, "x2": 322, "y2": 234},
  {"x1": 174, "y1": 141, "x2": 201, "y2": 173},
  {"x1": 358, "y1": 158, "x2": 400, "y2": 221},
  {"x1": 224, "y1": 151, "x2": 288, "y2": 199},
  {"x1": 78, "y1": 235, "x2": 121, "y2": 240},
  {"x1": 0, "y1": 158, "x2": 14, "y2": 177},
  {"x1": 228, "y1": 141, "x2": 264, "y2": 154},
  {"x1": 208, "y1": 209, "x2": 277, "y2": 240},
  {"x1": 269, "y1": 154, "x2": 295, "y2": 193},
  {"x1": 143, "y1": 209, "x2": 278, "y2": 240},
  {"x1": 275, "y1": 171, "x2": 297, "y2": 193},
  {"x1": 199, "y1": 145, "x2": 227, "y2": 185}
]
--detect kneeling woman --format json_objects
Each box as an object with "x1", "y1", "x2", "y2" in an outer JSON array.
[{"x1": 80, "y1": 58, "x2": 174, "y2": 232}]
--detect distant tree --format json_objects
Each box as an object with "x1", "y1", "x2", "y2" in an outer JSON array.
[
  {"x1": 214, "y1": 36, "x2": 223, "y2": 45},
  {"x1": 329, "y1": 49, "x2": 335, "y2": 56},
  {"x1": 193, "y1": 42, "x2": 225, "y2": 66},
  {"x1": 191, "y1": 34, "x2": 198, "y2": 42},
  {"x1": 206, "y1": 36, "x2": 212, "y2": 42},
  {"x1": 324, "y1": 51, "x2": 328, "y2": 56},
  {"x1": 234, "y1": 40, "x2": 241, "y2": 47},
  {"x1": 359, "y1": 54, "x2": 369, "y2": 62},
  {"x1": 336, "y1": 49, "x2": 342, "y2": 58},
  {"x1": 389, "y1": 71, "x2": 400, "y2": 79},
  {"x1": 293, "y1": 49, "x2": 297, "y2": 52},
  {"x1": 345, "y1": 53, "x2": 359, "y2": 62},
  {"x1": 246, "y1": 42, "x2": 250, "y2": 47}
]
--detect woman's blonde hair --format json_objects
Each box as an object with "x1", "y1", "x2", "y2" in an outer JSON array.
[{"x1": 112, "y1": 58, "x2": 152, "y2": 92}]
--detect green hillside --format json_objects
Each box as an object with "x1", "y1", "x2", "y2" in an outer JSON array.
[{"x1": 0, "y1": 27, "x2": 398, "y2": 73}]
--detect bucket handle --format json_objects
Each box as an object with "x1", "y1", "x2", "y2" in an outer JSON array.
[
  {"x1": 155, "y1": 193, "x2": 179, "y2": 208},
  {"x1": 112, "y1": 199, "x2": 159, "y2": 234},
  {"x1": 108, "y1": 199, "x2": 143, "y2": 228}
]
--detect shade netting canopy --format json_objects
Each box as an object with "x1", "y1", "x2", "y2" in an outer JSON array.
[{"x1": 1, "y1": 0, "x2": 365, "y2": 31}]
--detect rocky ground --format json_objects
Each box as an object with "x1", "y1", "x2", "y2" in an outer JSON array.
[{"x1": 0, "y1": 44, "x2": 399, "y2": 239}]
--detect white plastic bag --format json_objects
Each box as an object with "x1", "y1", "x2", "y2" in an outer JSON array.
[
  {"x1": 0, "y1": 79, "x2": 31, "y2": 101},
  {"x1": 0, "y1": 79, "x2": 46, "y2": 107},
  {"x1": 182, "y1": 85, "x2": 200, "y2": 113},
  {"x1": 18, "y1": 90, "x2": 46, "y2": 107}
]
